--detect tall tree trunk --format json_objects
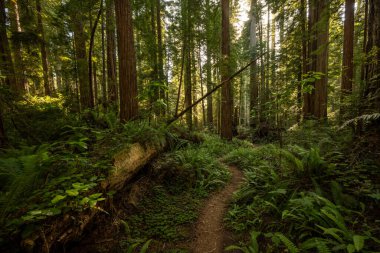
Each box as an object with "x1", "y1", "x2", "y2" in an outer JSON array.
[
  {"x1": 299, "y1": 0, "x2": 307, "y2": 121},
  {"x1": 221, "y1": 0, "x2": 233, "y2": 140},
  {"x1": 115, "y1": 0, "x2": 138, "y2": 122},
  {"x1": 363, "y1": 0, "x2": 380, "y2": 111},
  {"x1": 156, "y1": 0, "x2": 165, "y2": 113},
  {"x1": 0, "y1": 0, "x2": 16, "y2": 89},
  {"x1": 88, "y1": 0, "x2": 103, "y2": 108},
  {"x1": 36, "y1": 0, "x2": 51, "y2": 96},
  {"x1": 184, "y1": 0, "x2": 192, "y2": 129},
  {"x1": 205, "y1": 0, "x2": 213, "y2": 129},
  {"x1": 9, "y1": 0, "x2": 26, "y2": 92},
  {"x1": 313, "y1": 0, "x2": 329, "y2": 119},
  {"x1": 101, "y1": 3, "x2": 107, "y2": 102},
  {"x1": 106, "y1": 0, "x2": 117, "y2": 103},
  {"x1": 93, "y1": 61, "x2": 98, "y2": 104},
  {"x1": 0, "y1": 0, "x2": 16, "y2": 146},
  {"x1": 341, "y1": 0, "x2": 355, "y2": 116},
  {"x1": 249, "y1": 0, "x2": 258, "y2": 127},
  {"x1": 72, "y1": 13, "x2": 91, "y2": 109},
  {"x1": 303, "y1": 0, "x2": 329, "y2": 119},
  {"x1": 184, "y1": 43, "x2": 192, "y2": 129}
]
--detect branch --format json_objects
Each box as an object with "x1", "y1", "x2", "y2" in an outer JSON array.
[{"x1": 167, "y1": 52, "x2": 267, "y2": 126}]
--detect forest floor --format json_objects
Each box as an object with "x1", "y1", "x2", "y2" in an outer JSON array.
[{"x1": 193, "y1": 166, "x2": 244, "y2": 253}]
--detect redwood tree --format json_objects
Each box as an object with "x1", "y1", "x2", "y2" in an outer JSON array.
[
  {"x1": 220, "y1": 0, "x2": 233, "y2": 140},
  {"x1": 115, "y1": 0, "x2": 138, "y2": 122},
  {"x1": 106, "y1": 0, "x2": 118, "y2": 103},
  {"x1": 303, "y1": 0, "x2": 330, "y2": 119},
  {"x1": 363, "y1": 0, "x2": 380, "y2": 111},
  {"x1": 341, "y1": 0, "x2": 355, "y2": 113},
  {"x1": 36, "y1": 0, "x2": 51, "y2": 96}
]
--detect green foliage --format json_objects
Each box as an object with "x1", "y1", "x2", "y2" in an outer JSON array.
[
  {"x1": 126, "y1": 186, "x2": 199, "y2": 242},
  {"x1": 225, "y1": 127, "x2": 380, "y2": 252}
]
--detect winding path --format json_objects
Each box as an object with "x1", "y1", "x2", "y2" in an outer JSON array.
[{"x1": 193, "y1": 166, "x2": 244, "y2": 253}]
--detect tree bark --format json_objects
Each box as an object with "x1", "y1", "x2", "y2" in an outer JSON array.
[
  {"x1": 115, "y1": 0, "x2": 139, "y2": 122},
  {"x1": 156, "y1": 0, "x2": 165, "y2": 111},
  {"x1": 101, "y1": 3, "x2": 107, "y2": 102},
  {"x1": 341, "y1": 0, "x2": 355, "y2": 116},
  {"x1": 221, "y1": 0, "x2": 233, "y2": 140},
  {"x1": 88, "y1": 0, "x2": 103, "y2": 108},
  {"x1": 363, "y1": 0, "x2": 380, "y2": 111},
  {"x1": 71, "y1": 12, "x2": 92, "y2": 109},
  {"x1": 0, "y1": 0, "x2": 16, "y2": 89},
  {"x1": 184, "y1": 0, "x2": 192, "y2": 129},
  {"x1": 205, "y1": 0, "x2": 213, "y2": 129},
  {"x1": 106, "y1": 0, "x2": 118, "y2": 103},
  {"x1": 303, "y1": 0, "x2": 330, "y2": 119},
  {"x1": 8, "y1": 0, "x2": 26, "y2": 92},
  {"x1": 249, "y1": 0, "x2": 258, "y2": 127},
  {"x1": 313, "y1": 0, "x2": 329, "y2": 119},
  {"x1": 36, "y1": 0, "x2": 51, "y2": 96}
]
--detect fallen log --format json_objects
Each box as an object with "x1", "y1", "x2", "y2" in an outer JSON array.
[{"x1": 22, "y1": 141, "x2": 166, "y2": 253}]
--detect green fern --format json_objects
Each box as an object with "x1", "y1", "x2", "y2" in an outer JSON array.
[{"x1": 272, "y1": 232, "x2": 299, "y2": 253}]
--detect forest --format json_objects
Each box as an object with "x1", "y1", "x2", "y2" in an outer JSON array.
[{"x1": 0, "y1": 0, "x2": 379, "y2": 252}]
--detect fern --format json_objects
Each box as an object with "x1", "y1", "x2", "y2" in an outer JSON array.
[
  {"x1": 273, "y1": 232, "x2": 299, "y2": 253},
  {"x1": 300, "y1": 238, "x2": 331, "y2": 253},
  {"x1": 340, "y1": 113, "x2": 380, "y2": 130}
]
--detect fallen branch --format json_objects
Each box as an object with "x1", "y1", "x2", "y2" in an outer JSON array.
[{"x1": 167, "y1": 52, "x2": 267, "y2": 125}]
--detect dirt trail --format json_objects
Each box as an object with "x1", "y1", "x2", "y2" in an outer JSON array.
[{"x1": 193, "y1": 166, "x2": 244, "y2": 253}]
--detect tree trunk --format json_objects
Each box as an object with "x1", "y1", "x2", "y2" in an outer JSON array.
[
  {"x1": 0, "y1": 0, "x2": 16, "y2": 89},
  {"x1": 363, "y1": 0, "x2": 380, "y2": 111},
  {"x1": 88, "y1": 0, "x2": 103, "y2": 108},
  {"x1": 341, "y1": 0, "x2": 355, "y2": 96},
  {"x1": 205, "y1": 0, "x2": 213, "y2": 129},
  {"x1": 106, "y1": 0, "x2": 118, "y2": 103},
  {"x1": 101, "y1": 3, "x2": 107, "y2": 102},
  {"x1": 184, "y1": 43, "x2": 192, "y2": 129},
  {"x1": 156, "y1": 0, "x2": 165, "y2": 113},
  {"x1": 93, "y1": 61, "x2": 98, "y2": 104},
  {"x1": 72, "y1": 13, "x2": 92, "y2": 109},
  {"x1": 115, "y1": 0, "x2": 139, "y2": 122},
  {"x1": 303, "y1": 0, "x2": 330, "y2": 119},
  {"x1": 299, "y1": 0, "x2": 307, "y2": 121},
  {"x1": 221, "y1": 0, "x2": 233, "y2": 140},
  {"x1": 249, "y1": 0, "x2": 258, "y2": 127},
  {"x1": 184, "y1": 0, "x2": 192, "y2": 129},
  {"x1": 313, "y1": 0, "x2": 329, "y2": 119},
  {"x1": 8, "y1": 0, "x2": 26, "y2": 92},
  {"x1": 36, "y1": 0, "x2": 51, "y2": 96},
  {"x1": 0, "y1": 110, "x2": 6, "y2": 147}
]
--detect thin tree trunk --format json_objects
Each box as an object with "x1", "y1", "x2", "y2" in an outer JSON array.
[
  {"x1": 205, "y1": 0, "x2": 213, "y2": 129},
  {"x1": 198, "y1": 44, "x2": 206, "y2": 126},
  {"x1": 175, "y1": 42, "x2": 185, "y2": 116},
  {"x1": 94, "y1": 61, "x2": 98, "y2": 104},
  {"x1": 106, "y1": 0, "x2": 117, "y2": 103},
  {"x1": 115, "y1": 0, "x2": 139, "y2": 122},
  {"x1": 101, "y1": 3, "x2": 107, "y2": 102},
  {"x1": 36, "y1": 0, "x2": 51, "y2": 95},
  {"x1": 249, "y1": 0, "x2": 258, "y2": 127},
  {"x1": 88, "y1": 0, "x2": 103, "y2": 108},
  {"x1": 0, "y1": 110, "x2": 6, "y2": 147},
  {"x1": 9, "y1": 0, "x2": 26, "y2": 92},
  {"x1": 72, "y1": 12, "x2": 91, "y2": 109},
  {"x1": 221, "y1": 0, "x2": 233, "y2": 140},
  {"x1": 156, "y1": 0, "x2": 165, "y2": 113},
  {"x1": 184, "y1": 0, "x2": 192, "y2": 129},
  {"x1": 0, "y1": 0, "x2": 16, "y2": 89}
]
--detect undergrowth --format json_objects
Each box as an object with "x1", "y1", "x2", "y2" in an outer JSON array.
[{"x1": 225, "y1": 122, "x2": 380, "y2": 252}]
